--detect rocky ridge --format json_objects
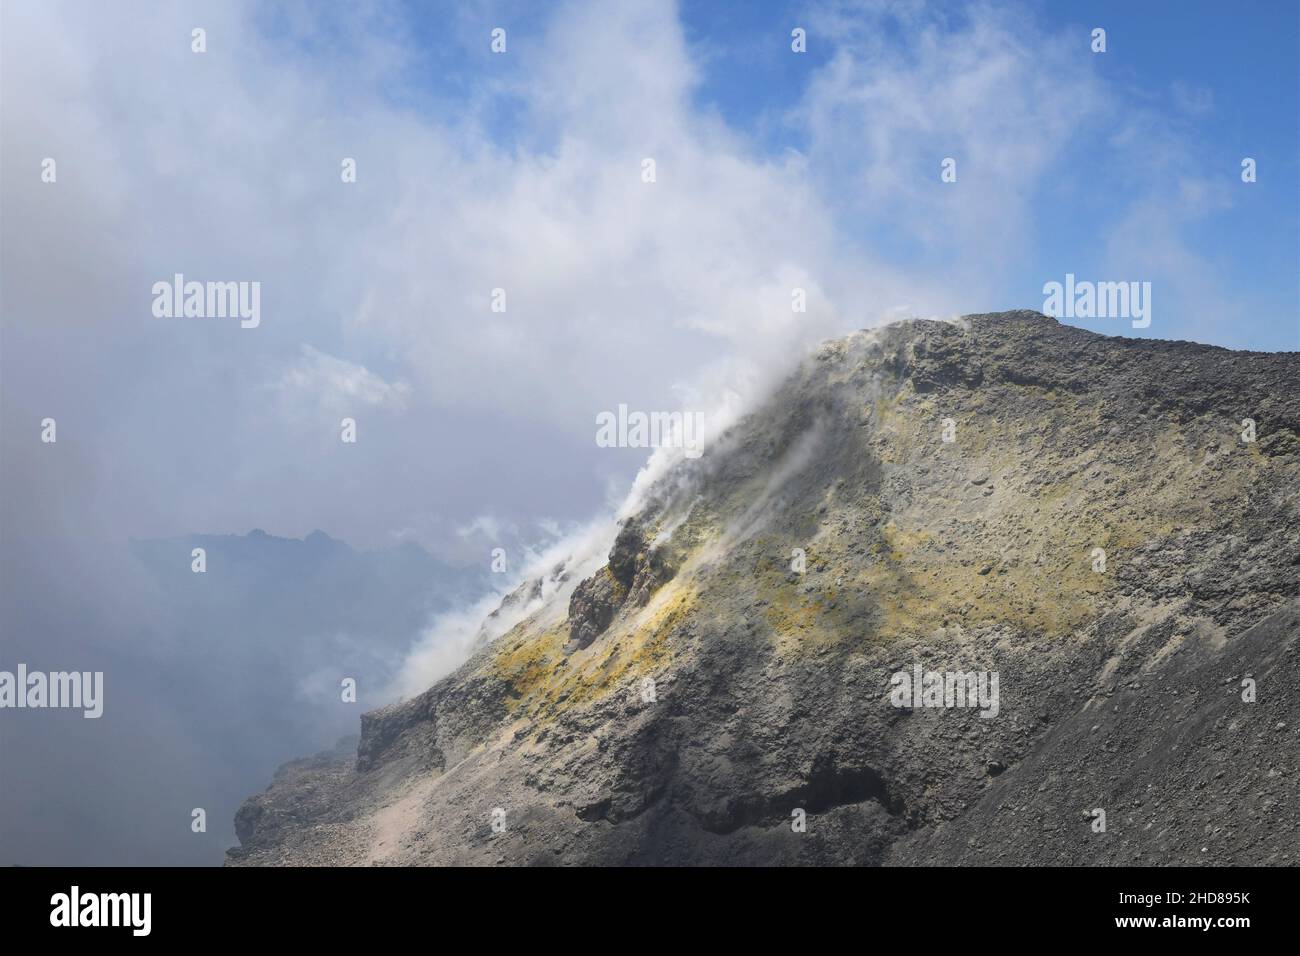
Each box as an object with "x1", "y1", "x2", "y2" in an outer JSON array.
[{"x1": 227, "y1": 311, "x2": 1300, "y2": 866}]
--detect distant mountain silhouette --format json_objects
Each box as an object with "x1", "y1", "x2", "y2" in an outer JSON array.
[{"x1": 121, "y1": 529, "x2": 492, "y2": 863}]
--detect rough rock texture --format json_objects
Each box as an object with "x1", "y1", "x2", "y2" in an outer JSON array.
[{"x1": 227, "y1": 311, "x2": 1300, "y2": 866}]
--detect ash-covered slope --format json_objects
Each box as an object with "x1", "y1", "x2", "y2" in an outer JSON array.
[{"x1": 228, "y1": 311, "x2": 1300, "y2": 866}]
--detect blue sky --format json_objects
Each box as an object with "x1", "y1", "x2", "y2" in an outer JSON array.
[
  {"x1": 4, "y1": 0, "x2": 1297, "y2": 567},
  {"x1": 704, "y1": 0, "x2": 1298, "y2": 350},
  {"x1": 368, "y1": 0, "x2": 1300, "y2": 350}
]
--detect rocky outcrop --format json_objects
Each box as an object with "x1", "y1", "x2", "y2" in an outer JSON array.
[
  {"x1": 228, "y1": 311, "x2": 1300, "y2": 867},
  {"x1": 567, "y1": 520, "x2": 677, "y2": 650}
]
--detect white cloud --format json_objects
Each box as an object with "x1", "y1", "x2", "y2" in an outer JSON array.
[
  {"x1": 456, "y1": 514, "x2": 506, "y2": 542},
  {"x1": 275, "y1": 344, "x2": 411, "y2": 417},
  {"x1": 1, "y1": 0, "x2": 1248, "y2": 698},
  {"x1": 802, "y1": 0, "x2": 1108, "y2": 283}
]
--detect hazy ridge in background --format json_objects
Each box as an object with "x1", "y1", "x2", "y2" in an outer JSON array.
[{"x1": 0, "y1": 530, "x2": 489, "y2": 865}]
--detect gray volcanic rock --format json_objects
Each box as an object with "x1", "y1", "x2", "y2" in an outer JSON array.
[{"x1": 227, "y1": 311, "x2": 1300, "y2": 866}]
